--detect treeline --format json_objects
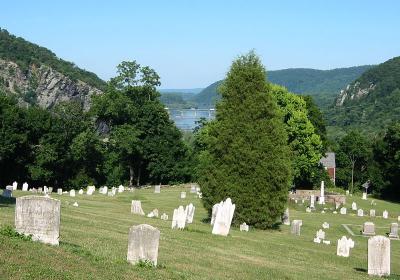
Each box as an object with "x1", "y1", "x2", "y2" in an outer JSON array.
[
  {"x1": 0, "y1": 28, "x2": 106, "y2": 90},
  {"x1": 0, "y1": 61, "x2": 192, "y2": 189}
]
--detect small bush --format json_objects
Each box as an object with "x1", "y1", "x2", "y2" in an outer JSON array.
[{"x1": 0, "y1": 225, "x2": 32, "y2": 241}]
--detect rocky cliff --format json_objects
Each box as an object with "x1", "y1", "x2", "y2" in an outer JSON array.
[
  {"x1": 0, "y1": 59, "x2": 103, "y2": 110},
  {"x1": 335, "y1": 81, "x2": 376, "y2": 106}
]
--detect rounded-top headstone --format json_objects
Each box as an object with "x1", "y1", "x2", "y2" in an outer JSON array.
[{"x1": 127, "y1": 224, "x2": 160, "y2": 266}]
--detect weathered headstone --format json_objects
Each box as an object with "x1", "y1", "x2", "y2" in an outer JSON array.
[
  {"x1": 131, "y1": 200, "x2": 145, "y2": 215},
  {"x1": 118, "y1": 185, "x2": 124, "y2": 193},
  {"x1": 78, "y1": 189, "x2": 84, "y2": 195},
  {"x1": 370, "y1": 209, "x2": 376, "y2": 217},
  {"x1": 180, "y1": 191, "x2": 186, "y2": 199},
  {"x1": 322, "y1": 222, "x2": 330, "y2": 229},
  {"x1": 319, "y1": 181, "x2": 325, "y2": 204},
  {"x1": 240, "y1": 222, "x2": 249, "y2": 232},
  {"x1": 351, "y1": 202, "x2": 357, "y2": 211},
  {"x1": 212, "y1": 198, "x2": 235, "y2": 236},
  {"x1": 282, "y1": 208, "x2": 290, "y2": 225},
  {"x1": 147, "y1": 209, "x2": 159, "y2": 218},
  {"x1": 87, "y1": 186, "x2": 95, "y2": 195},
  {"x1": 57, "y1": 188, "x2": 62, "y2": 195},
  {"x1": 73, "y1": 202, "x2": 79, "y2": 207},
  {"x1": 368, "y1": 236, "x2": 390, "y2": 277},
  {"x1": 38, "y1": 187, "x2": 43, "y2": 193},
  {"x1": 211, "y1": 203, "x2": 219, "y2": 225},
  {"x1": 363, "y1": 222, "x2": 376, "y2": 236},
  {"x1": 190, "y1": 184, "x2": 197, "y2": 194},
  {"x1": 340, "y1": 207, "x2": 347, "y2": 215},
  {"x1": 160, "y1": 213, "x2": 168, "y2": 220},
  {"x1": 337, "y1": 236, "x2": 355, "y2": 257},
  {"x1": 12, "y1": 181, "x2": 18, "y2": 191},
  {"x1": 101, "y1": 186, "x2": 108, "y2": 195},
  {"x1": 389, "y1": 223, "x2": 399, "y2": 239},
  {"x1": 185, "y1": 203, "x2": 195, "y2": 224},
  {"x1": 357, "y1": 209, "x2": 364, "y2": 217},
  {"x1": 154, "y1": 185, "x2": 160, "y2": 194},
  {"x1": 362, "y1": 192, "x2": 367, "y2": 200},
  {"x1": 127, "y1": 224, "x2": 160, "y2": 266},
  {"x1": 310, "y1": 195, "x2": 315, "y2": 209},
  {"x1": 69, "y1": 190, "x2": 75, "y2": 197},
  {"x1": 316, "y1": 229, "x2": 325, "y2": 240},
  {"x1": 291, "y1": 220, "x2": 302, "y2": 236},
  {"x1": 306, "y1": 207, "x2": 311, "y2": 213},
  {"x1": 22, "y1": 182, "x2": 29, "y2": 191},
  {"x1": 345, "y1": 190, "x2": 349, "y2": 196},
  {"x1": 43, "y1": 186, "x2": 48, "y2": 194},
  {"x1": 15, "y1": 196, "x2": 60, "y2": 245},
  {"x1": 383, "y1": 210, "x2": 388, "y2": 219},
  {"x1": 172, "y1": 206, "x2": 186, "y2": 230}
]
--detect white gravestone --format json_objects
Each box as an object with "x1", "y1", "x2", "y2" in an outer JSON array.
[
  {"x1": 370, "y1": 209, "x2": 376, "y2": 217},
  {"x1": 127, "y1": 224, "x2": 160, "y2": 266},
  {"x1": 212, "y1": 198, "x2": 235, "y2": 236},
  {"x1": 147, "y1": 209, "x2": 159, "y2": 218},
  {"x1": 351, "y1": 202, "x2": 357, "y2": 211},
  {"x1": 240, "y1": 222, "x2": 249, "y2": 232},
  {"x1": 185, "y1": 203, "x2": 195, "y2": 224},
  {"x1": 190, "y1": 184, "x2": 197, "y2": 193},
  {"x1": 78, "y1": 189, "x2": 84, "y2": 195},
  {"x1": 131, "y1": 200, "x2": 145, "y2": 215},
  {"x1": 322, "y1": 222, "x2": 330, "y2": 229},
  {"x1": 12, "y1": 181, "x2": 18, "y2": 191},
  {"x1": 363, "y1": 222, "x2": 376, "y2": 236},
  {"x1": 282, "y1": 208, "x2": 290, "y2": 225},
  {"x1": 172, "y1": 206, "x2": 187, "y2": 230},
  {"x1": 306, "y1": 207, "x2": 311, "y2": 213},
  {"x1": 337, "y1": 236, "x2": 354, "y2": 257},
  {"x1": 69, "y1": 190, "x2": 75, "y2": 197},
  {"x1": 316, "y1": 229, "x2": 325, "y2": 240},
  {"x1": 389, "y1": 223, "x2": 398, "y2": 239},
  {"x1": 291, "y1": 220, "x2": 302, "y2": 236},
  {"x1": 87, "y1": 186, "x2": 95, "y2": 195},
  {"x1": 22, "y1": 182, "x2": 28, "y2": 191},
  {"x1": 346, "y1": 190, "x2": 349, "y2": 195},
  {"x1": 118, "y1": 185, "x2": 124, "y2": 193},
  {"x1": 154, "y1": 185, "x2": 160, "y2": 194},
  {"x1": 15, "y1": 196, "x2": 60, "y2": 245},
  {"x1": 398, "y1": 216, "x2": 400, "y2": 222},
  {"x1": 383, "y1": 210, "x2": 388, "y2": 219},
  {"x1": 362, "y1": 192, "x2": 367, "y2": 200},
  {"x1": 368, "y1": 236, "x2": 390, "y2": 277},
  {"x1": 310, "y1": 195, "x2": 315, "y2": 209},
  {"x1": 73, "y1": 202, "x2": 78, "y2": 207},
  {"x1": 57, "y1": 188, "x2": 62, "y2": 195},
  {"x1": 211, "y1": 203, "x2": 219, "y2": 225},
  {"x1": 313, "y1": 237, "x2": 321, "y2": 243},
  {"x1": 180, "y1": 191, "x2": 186, "y2": 199},
  {"x1": 43, "y1": 186, "x2": 49, "y2": 194},
  {"x1": 160, "y1": 213, "x2": 168, "y2": 220},
  {"x1": 101, "y1": 186, "x2": 108, "y2": 195},
  {"x1": 319, "y1": 181, "x2": 325, "y2": 204},
  {"x1": 340, "y1": 207, "x2": 347, "y2": 215},
  {"x1": 357, "y1": 209, "x2": 364, "y2": 217},
  {"x1": 48, "y1": 187, "x2": 53, "y2": 193}
]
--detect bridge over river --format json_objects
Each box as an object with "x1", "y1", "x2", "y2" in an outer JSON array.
[{"x1": 165, "y1": 108, "x2": 216, "y2": 131}]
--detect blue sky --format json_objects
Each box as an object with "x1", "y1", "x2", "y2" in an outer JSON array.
[{"x1": 1, "y1": 0, "x2": 399, "y2": 88}]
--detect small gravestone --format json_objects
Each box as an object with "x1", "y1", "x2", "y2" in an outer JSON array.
[
  {"x1": 154, "y1": 185, "x2": 160, "y2": 194},
  {"x1": 212, "y1": 198, "x2": 235, "y2": 236},
  {"x1": 15, "y1": 196, "x2": 60, "y2": 245},
  {"x1": 131, "y1": 200, "x2": 145, "y2": 215},
  {"x1": 196, "y1": 186, "x2": 201, "y2": 192},
  {"x1": 282, "y1": 208, "x2": 290, "y2": 225},
  {"x1": 383, "y1": 210, "x2": 388, "y2": 219},
  {"x1": 291, "y1": 220, "x2": 302, "y2": 236},
  {"x1": 101, "y1": 186, "x2": 108, "y2": 195},
  {"x1": 73, "y1": 202, "x2": 78, "y2": 207},
  {"x1": 180, "y1": 191, "x2": 186, "y2": 199},
  {"x1": 57, "y1": 188, "x2": 62, "y2": 195},
  {"x1": 240, "y1": 222, "x2": 249, "y2": 232},
  {"x1": 389, "y1": 223, "x2": 398, "y2": 239},
  {"x1": 87, "y1": 186, "x2": 95, "y2": 195},
  {"x1": 2, "y1": 189, "x2": 12, "y2": 198},
  {"x1": 190, "y1": 184, "x2": 197, "y2": 194},
  {"x1": 78, "y1": 189, "x2": 84, "y2": 195},
  {"x1": 351, "y1": 202, "x2": 357, "y2": 211},
  {"x1": 70, "y1": 190, "x2": 75, "y2": 197},
  {"x1": 319, "y1": 181, "x2": 325, "y2": 204},
  {"x1": 337, "y1": 236, "x2": 354, "y2": 257},
  {"x1": 172, "y1": 206, "x2": 186, "y2": 230},
  {"x1": 185, "y1": 203, "x2": 195, "y2": 224},
  {"x1": 22, "y1": 182, "x2": 29, "y2": 191},
  {"x1": 160, "y1": 213, "x2": 168, "y2": 220},
  {"x1": 306, "y1": 207, "x2": 311, "y2": 213},
  {"x1": 363, "y1": 222, "x2": 376, "y2": 236},
  {"x1": 368, "y1": 236, "x2": 390, "y2": 277},
  {"x1": 357, "y1": 209, "x2": 364, "y2": 217},
  {"x1": 147, "y1": 209, "x2": 159, "y2": 218},
  {"x1": 322, "y1": 222, "x2": 330, "y2": 229},
  {"x1": 316, "y1": 229, "x2": 325, "y2": 240},
  {"x1": 362, "y1": 192, "x2": 367, "y2": 200},
  {"x1": 340, "y1": 207, "x2": 347, "y2": 215},
  {"x1": 310, "y1": 195, "x2": 315, "y2": 209},
  {"x1": 313, "y1": 237, "x2": 321, "y2": 243},
  {"x1": 44, "y1": 186, "x2": 48, "y2": 194},
  {"x1": 118, "y1": 185, "x2": 124, "y2": 193},
  {"x1": 12, "y1": 181, "x2": 18, "y2": 190},
  {"x1": 127, "y1": 224, "x2": 160, "y2": 266},
  {"x1": 323, "y1": 240, "x2": 330, "y2": 245},
  {"x1": 370, "y1": 209, "x2": 376, "y2": 217},
  {"x1": 38, "y1": 187, "x2": 43, "y2": 193},
  {"x1": 345, "y1": 190, "x2": 349, "y2": 195}
]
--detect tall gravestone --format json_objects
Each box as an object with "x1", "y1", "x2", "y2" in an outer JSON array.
[
  {"x1": 70, "y1": 190, "x2": 75, "y2": 197},
  {"x1": 337, "y1": 236, "x2": 354, "y2": 257},
  {"x1": 368, "y1": 236, "x2": 390, "y2": 277},
  {"x1": 15, "y1": 196, "x2": 60, "y2": 245},
  {"x1": 57, "y1": 188, "x2": 63, "y2": 195},
  {"x1": 185, "y1": 203, "x2": 195, "y2": 224},
  {"x1": 282, "y1": 208, "x2": 290, "y2": 225},
  {"x1": 131, "y1": 200, "x2": 145, "y2": 215},
  {"x1": 389, "y1": 223, "x2": 399, "y2": 239},
  {"x1": 291, "y1": 220, "x2": 302, "y2": 236},
  {"x1": 190, "y1": 184, "x2": 197, "y2": 193},
  {"x1": 212, "y1": 198, "x2": 235, "y2": 236},
  {"x1": 310, "y1": 195, "x2": 315, "y2": 209},
  {"x1": 154, "y1": 185, "x2": 160, "y2": 194},
  {"x1": 319, "y1": 181, "x2": 325, "y2": 204},
  {"x1": 127, "y1": 224, "x2": 160, "y2": 266},
  {"x1": 12, "y1": 181, "x2": 18, "y2": 191},
  {"x1": 118, "y1": 185, "x2": 124, "y2": 193},
  {"x1": 383, "y1": 210, "x2": 388, "y2": 219},
  {"x1": 22, "y1": 182, "x2": 29, "y2": 191},
  {"x1": 172, "y1": 206, "x2": 186, "y2": 229}
]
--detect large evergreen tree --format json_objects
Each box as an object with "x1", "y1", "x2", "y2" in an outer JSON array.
[{"x1": 198, "y1": 52, "x2": 292, "y2": 229}]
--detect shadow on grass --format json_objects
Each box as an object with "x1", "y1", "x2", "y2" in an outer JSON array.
[
  {"x1": 355, "y1": 268, "x2": 400, "y2": 279},
  {"x1": 354, "y1": 267, "x2": 367, "y2": 273},
  {"x1": 0, "y1": 196, "x2": 16, "y2": 207}
]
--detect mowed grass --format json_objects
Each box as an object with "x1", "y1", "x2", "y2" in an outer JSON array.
[{"x1": 0, "y1": 186, "x2": 400, "y2": 280}]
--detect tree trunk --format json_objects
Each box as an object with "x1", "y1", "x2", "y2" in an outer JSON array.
[
  {"x1": 351, "y1": 160, "x2": 355, "y2": 193},
  {"x1": 129, "y1": 164, "x2": 134, "y2": 188},
  {"x1": 136, "y1": 166, "x2": 141, "y2": 187}
]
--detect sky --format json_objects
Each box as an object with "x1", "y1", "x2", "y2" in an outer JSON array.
[{"x1": 1, "y1": 0, "x2": 400, "y2": 89}]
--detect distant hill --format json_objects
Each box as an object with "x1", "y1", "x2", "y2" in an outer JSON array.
[
  {"x1": 191, "y1": 66, "x2": 373, "y2": 109},
  {"x1": 327, "y1": 56, "x2": 400, "y2": 136},
  {"x1": 159, "y1": 88, "x2": 203, "y2": 94}
]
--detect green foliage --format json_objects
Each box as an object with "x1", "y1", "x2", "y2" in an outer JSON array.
[
  {"x1": 0, "y1": 225, "x2": 32, "y2": 241},
  {"x1": 135, "y1": 259, "x2": 156, "y2": 269},
  {"x1": 0, "y1": 28, "x2": 105, "y2": 90},
  {"x1": 198, "y1": 52, "x2": 292, "y2": 229}
]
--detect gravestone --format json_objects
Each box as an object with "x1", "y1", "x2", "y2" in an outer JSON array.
[
  {"x1": 389, "y1": 223, "x2": 398, "y2": 239},
  {"x1": 310, "y1": 195, "x2": 315, "y2": 209},
  {"x1": 340, "y1": 207, "x2": 347, "y2": 215},
  {"x1": 306, "y1": 207, "x2": 311, "y2": 213},
  {"x1": 127, "y1": 224, "x2": 160, "y2": 266},
  {"x1": 160, "y1": 213, "x2": 168, "y2": 220},
  {"x1": 190, "y1": 184, "x2": 197, "y2": 193},
  {"x1": 345, "y1": 190, "x2": 349, "y2": 195},
  {"x1": 322, "y1": 222, "x2": 330, "y2": 229},
  {"x1": 398, "y1": 216, "x2": 400, "y2": 222},
  {"x1": 211, "y1": 203, "x2": 219, "y2": 225},
  {"x1": 73, "y1": 202, "x2": 78, "y2": 207},
  {"x1": 147, "y1": 209, "x2": 159, "y2": 218},
  {"x1": 282, "y1": 208, "x2": 290, "y2": 225},
  {"x1": 12, "y1": 181, "x2": 18, "y2": 190},
  {"x1": 240, "y1": 222, "x2": 249, "y2": 232},
  {"x1": 185, "y1": 203, "x2": 195, "y2": 224},
  {"x1": 2, "y1": 189, "x2": 12, "y2": 198},
  {"x1": 48, "y1": 187, "x2": 53, "y2": 193},
  {"x1": 370, "y1": 209, "x2": 376, "y2": 217},
  {"x1": 351, "y1": 202, "x2": 357, "y2": 211},
  {"x1": 154, "y1": 185, "x2": 161, "y2": 194},
  {"x1": 180, "y1": 191, "x2": 186, "y2": 199},
  {"x1": 196, "y1": 187, "x2": 201, "y2": 192},
  {"x1": 316, "y1": 229, "x2": 325, "y2": 240},
  {"x1": 131, "y1": 200, "x2": 145, "y2": 215},
  {"x1": 291, "y1": 220, "x2": 302, "y2": 236},
  {"x1": 22, "y1": 182, "x2": 29, "y2": 191},
  {"x1": 172, "y1": 206, "x2": 186, "y2": 230},
  {"x1": 43, "y1": 186, "x2": 48, "y2": 194},
  {"x1": 212, "y1": 198, "x2": 235, "y2": 236},
  {"x1": 319, "y1": 181, "x2": 325, "y2": 204},
  {"x1": 383, "y1": 210, "x2": 388, "y2": 219},
  {"x1": 87, "y1": 186, "x2": 95, "y2": 195},
  {"x1": 363, "y1": 222, "x2": 376, "y2": 236},
  {"x1": 368, "y1": 235, "x2": 390, "y2": 277},
  {"x1": 362, "y1": 192, "x2": 367, "y2": 200},
  {"x1": 70, "y1": 190, "x2": 75, "y2": 197},
  {"x1": 57, "y1": 188, "x2": 62, "y2": 195},
  {"x1": 337, "y1": 236, "x2": 355, "y2": 257},
  {"x1": 102, "y1": 186, "x2": 108, "y2": 195},
  {"x1": 322, "y1": 240, "x2": 330, "y2": 245},
  {"x1": 78, "y1": 189, "x2": 84, "y2": 195},
  {"x1": 357, "y1": 209, "x2": 364, "y2": 217},
  {"x1": 118, "y1": 185, "x2": 124, "y2": 193},
  {"x1": 38, "y1": 187, "x2": 43, "y2": 193},
  {"x1": 15, "y1": 196, "x2": 60, "y2": 245}
]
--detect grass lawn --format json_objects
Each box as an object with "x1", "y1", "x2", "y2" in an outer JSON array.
[{"x1": 0, "y1": 186, "x2": 400, "y2": 280}]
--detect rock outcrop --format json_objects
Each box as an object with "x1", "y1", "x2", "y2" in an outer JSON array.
[{"x1": 335, "y1": 81, "x2": 376, "y2": 106}]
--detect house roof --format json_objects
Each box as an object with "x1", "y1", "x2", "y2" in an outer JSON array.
[{"x1": 319, "y1": 152, "x2": 336, "y2": 168}]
